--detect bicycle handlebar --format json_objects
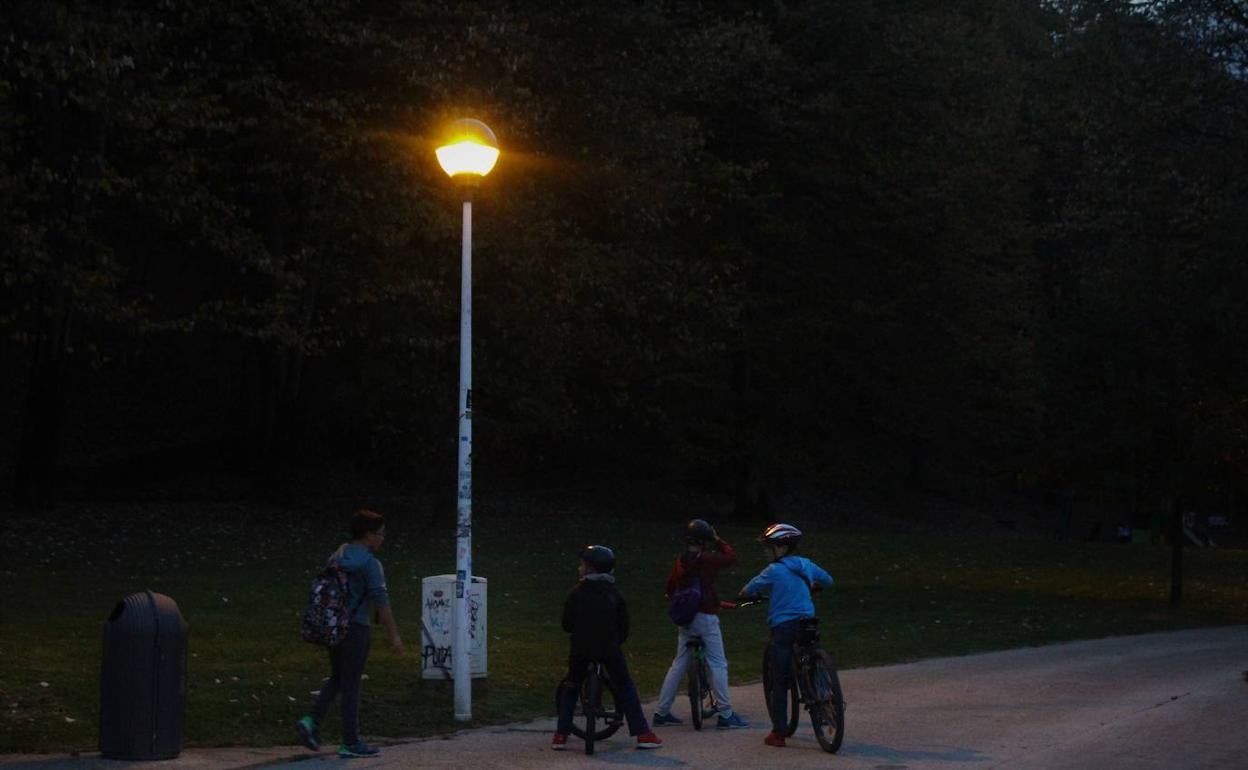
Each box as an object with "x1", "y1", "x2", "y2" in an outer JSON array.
[{"x1": 722, "y1": 596, "x2": 768, "y2": 610}]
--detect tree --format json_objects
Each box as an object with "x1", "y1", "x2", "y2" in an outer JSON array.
[{"x1": 1030, "y1": 0, "x2": 1248, "y2": 518}]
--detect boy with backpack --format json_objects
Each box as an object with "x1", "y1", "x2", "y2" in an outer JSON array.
[
  {"x1": 551, "y1": 544, "x2": 663, "y2": 751},
  {"x1": 296, "y1": 509, "x2": 403, "y2": 758},
  {"x1": 652, "y1": 519, "x2": 749, "y2": 728},
  {"x1": 738, "y1": 523, "x2": 833, "y2": 748}
]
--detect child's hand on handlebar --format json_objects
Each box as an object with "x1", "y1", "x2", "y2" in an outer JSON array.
[{"x1": 733, "y1": 593, "x2": 767, "y2": 607}]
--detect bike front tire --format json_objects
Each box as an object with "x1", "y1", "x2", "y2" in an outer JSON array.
[
  {"x1": 584, "y1": 673, "x2": 599, "y2": 754},
  {"x1": 688, "y1": 660, "x2": 705, "y2": 730},
  {"x1": 556, "y1": 674, "x2": 624, "y2": 743},
  {"x1": 808, "y1": 649, "x2": 845, "y2": 754}
]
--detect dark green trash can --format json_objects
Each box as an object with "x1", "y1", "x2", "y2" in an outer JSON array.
[{"x1": 99, "y1": 591, "x2": 188, "y2": 760}]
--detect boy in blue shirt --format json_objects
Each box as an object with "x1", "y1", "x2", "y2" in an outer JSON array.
[{"x1": 738, "y1": 523, "x2": 833, "y2": 748}]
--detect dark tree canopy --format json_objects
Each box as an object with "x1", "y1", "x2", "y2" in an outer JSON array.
[{"x1": 2, "y1": 0, "x2": 1245, "y2": 520}]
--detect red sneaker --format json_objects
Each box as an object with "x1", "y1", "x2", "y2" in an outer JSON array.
[
  {"x1": 636, "y1": 731, "x2": 663, "y2": 749},
  {"x1": 550, "y1": 733, "x2": 568, "y2": 751},
  {"x1": 764, "y1": 730, "x2": 786, "y2": 747}
]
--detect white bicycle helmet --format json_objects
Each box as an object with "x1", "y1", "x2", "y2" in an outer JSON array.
[{"x1": 757, "y1": 522, "x2": 802, "y2": 547}]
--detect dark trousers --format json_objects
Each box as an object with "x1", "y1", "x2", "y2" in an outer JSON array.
[
  {"x1": 311, "y1": 623, "x2": 371, "y2": 744},
  {"x1": 768, "y1": 619, "x2": 802, "y2": 732},
  {"x1": 557, "y1": 648, "x2": 650, "y2": 737}
]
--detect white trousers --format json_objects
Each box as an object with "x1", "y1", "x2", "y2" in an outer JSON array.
[{"x1": 655, "y1": 612, "x2": 733, "y2": 717}]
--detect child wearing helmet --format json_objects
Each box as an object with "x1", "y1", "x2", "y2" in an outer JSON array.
[
  {"x1": 738, "y1": 523, "x2": 834, "y2": 748},
  {"x1": 551, "y1": 545, "x2": 663, "y2": 751},
  {"x1": 652, "y1": 519, "x2": 749, "y2": 728}
]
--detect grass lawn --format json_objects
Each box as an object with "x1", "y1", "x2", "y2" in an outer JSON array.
[{"x1": 2, "y1": 501, "x2": 1245, "y2": 752}]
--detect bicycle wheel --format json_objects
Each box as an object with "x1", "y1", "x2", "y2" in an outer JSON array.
[
  {"x1": 761, "y1": 643, "x2": 799, "y2": 737},
  {"x1": 808, "y1": 650, "x2": 845, "y2": 754},
  {"x1": 560, "y1": 670, "x2": 624, "y2": 742},
  {"x1": 595, "y1": 669, "x2": 625, "y2": 740},
  {"x1": 688, "y1": 658, "x2": 706, "y2": 730},
  {"x1": 583, "y1": 671, "x2": 599, "y2": 755},
  {"x1": 698, "y1": 660, "x2": 718, "y2": 721}
]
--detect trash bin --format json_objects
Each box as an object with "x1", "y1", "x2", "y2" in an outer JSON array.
[{"x1": 99, "y1": 591, "x2": 188, "y2": 760}]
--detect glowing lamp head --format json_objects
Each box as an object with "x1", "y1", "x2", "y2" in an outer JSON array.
[{"x1": 436, "y1": 119, "x2": 499, "y2": 179}]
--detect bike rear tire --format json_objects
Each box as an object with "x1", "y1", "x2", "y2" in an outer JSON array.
[
  {"x1": 809, "y1": 649, "x2": 845, "y2": 754},
  {"x1": 698, "y1": 659, "x2": 718, "y2": 722},
  {"x1": 556, "y1": 672, "x2": 624, "y2": 743},
  {"x1": 584, "y1": 672, "x2": 599, "y2": 754},
  {"x1": 688, "y1": 660, "x2": 705, "y2": 730},
  {"x1": 761, "y1": 643, "x2": 799, "y2": 737}
]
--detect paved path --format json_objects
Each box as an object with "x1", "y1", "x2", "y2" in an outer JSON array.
[{"x1": 4, "y1": 625, "x2": 1245, "y2": 770}]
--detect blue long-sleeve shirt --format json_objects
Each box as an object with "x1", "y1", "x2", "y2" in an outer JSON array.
[
  {"x1": 331, "y1": 543, "x2": 389, "y2": 626},
  {"x1": 740, "y1": 555, "x2": 833, "y2": 628}
]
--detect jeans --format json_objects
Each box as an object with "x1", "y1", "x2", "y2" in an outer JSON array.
[
  {"x1": 767, "y1": 619, "x2": 802, "y2": 732},
  {"x1": 557, "y1": 648, "x2": 650, "y2": 737},
  {"x1": 311, "y1": 623, "x2": 371, "y2": 744},
  {"x1": 656, "y1": 612, "x2": 734, "y2": 717}
]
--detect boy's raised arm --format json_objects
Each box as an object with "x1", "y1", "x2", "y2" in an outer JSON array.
[
  {"x1": 703, "y1": 537, "x2": 737, "y2": 569},
  {"x1": 739, "y1": 564, "x2": 773, "y2": 598},
  {"x1": 811, "y1": 562, "x2": 834, "y2": 588}
]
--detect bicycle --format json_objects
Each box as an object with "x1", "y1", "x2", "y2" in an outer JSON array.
[
  {"x1": 683, "y1": 598, "x2": 748, "y2": 729},
  {"x1": 554, "y1": 661, "x2": 623, "y2": 755},
  {"x1": 738, "y1": 597, "x2": 846, "y2": 753},
  {"x1": 685, "y1": 633, "x2": 719, "y2": 730}
]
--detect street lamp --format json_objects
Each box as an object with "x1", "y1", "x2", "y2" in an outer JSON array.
[{"x1": 436, "y1": 118, "x2": 498, "y2": 722}]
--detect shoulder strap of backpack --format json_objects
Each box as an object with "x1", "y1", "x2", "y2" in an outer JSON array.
[
  {"x1": 679, "y1": 553, "x2": 704, "y2": 589},
  {"x1": 329, "y1": 556, "x2": 372, "y2": 619},
  {"x1": 779, "y1": 556, "x2": 814, "y2": 596}
]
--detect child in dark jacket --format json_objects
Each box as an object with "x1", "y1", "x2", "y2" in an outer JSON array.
[{"x1": 552, "y1": 545, "x2": 662, "y2": 751}]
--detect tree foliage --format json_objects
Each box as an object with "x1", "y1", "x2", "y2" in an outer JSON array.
[{"x1": 1, "y1": 0, "x2": 1245, "y2": 516}]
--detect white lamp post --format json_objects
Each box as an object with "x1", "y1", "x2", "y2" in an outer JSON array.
[{"x1": 435, "y1": 118, "x2": 498, "y2": 722}]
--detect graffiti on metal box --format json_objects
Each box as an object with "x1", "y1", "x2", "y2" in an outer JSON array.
[{"x1": 422, "y1": 644, "x2": 452, "y2": 668}]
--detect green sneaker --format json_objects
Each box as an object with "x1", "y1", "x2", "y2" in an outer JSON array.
[
  {"x1": 295, "y1": 716, "x2": 319, "y2": 751},
  {"x1": 338, "y1": 742, "x2": 380, "y2": 758}
]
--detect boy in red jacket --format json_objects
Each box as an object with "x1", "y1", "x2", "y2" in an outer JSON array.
[{"x1": 652, "y1": 520, "x2": 749, "y2": 728}]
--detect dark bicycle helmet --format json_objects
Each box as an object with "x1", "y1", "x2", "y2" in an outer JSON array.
[
  {"x1": 757, "y1": 522, "x2": 802, "y2": 548},
  {"x1": 684, "y1": 518, "x2": 715, "y2": 543},
  {"x1": 580, "y1": 544, "x2": 616, "y2": 574}
]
